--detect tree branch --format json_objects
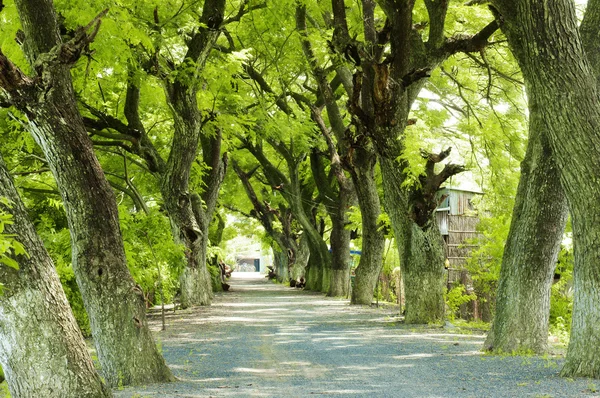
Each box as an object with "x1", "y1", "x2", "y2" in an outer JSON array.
[
  {"x1": 439, "y1": 20, "x2": 499, "y2": 57},
  {"x1": 34, "y1": 9, "x2": 109, "y2": 72},
  {"x1": 222, "y1": 1, "x2": 267, "y2": 25},
  {"x1": 243, "y1": 63, "x2": 293, "y2": 115},
  {"x1": 424, "y1": 0, "x2": 449, "y2": 49},
  {"x1": 0, "y1": 49, "x2": 34, "y2": 107}
]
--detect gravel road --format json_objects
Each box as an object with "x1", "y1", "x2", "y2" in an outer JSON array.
[{"x1": 115, "y1": 272, "x2": 599, "y2": 398}]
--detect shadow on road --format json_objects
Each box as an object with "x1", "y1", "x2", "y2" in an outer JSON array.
[{"x1": 116, "y1": 273, "x2": 596, "y2": 397}]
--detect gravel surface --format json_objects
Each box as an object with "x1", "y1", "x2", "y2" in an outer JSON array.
[{"x1": 115, "y1": 272, "x2": 599, "y2": 398}]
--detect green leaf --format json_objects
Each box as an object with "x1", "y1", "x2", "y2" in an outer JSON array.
[{"x1": 0, "y1": 256, "x2": 19, "y2": 270}]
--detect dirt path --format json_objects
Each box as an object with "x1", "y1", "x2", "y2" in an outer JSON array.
[{"x1": 115, "y1": 272, "x2": 598, "y2": 397}]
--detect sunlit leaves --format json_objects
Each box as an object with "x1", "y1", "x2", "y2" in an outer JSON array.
[{"x1": 0, "y1": 198, "x2": 28, "y2": 272}]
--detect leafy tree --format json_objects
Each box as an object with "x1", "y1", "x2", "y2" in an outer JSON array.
[
  {"x1": 292, "y1": 2, "x2": 386, "y2": 303},
  {"x1": 326, "y1": 0, "x2": 499, "y2": 323},
  {"x1": 0, "y1": 0, "x2": 173, "y2": 386},
  {"x1": 231, "y1": 158, "x2": 308, "y2": 283}
]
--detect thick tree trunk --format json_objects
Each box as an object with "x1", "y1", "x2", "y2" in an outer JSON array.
[
  {"x1": 293, "y1": 207, "x2": 330, "y2": 293},
  {"x1": 8, "y1": 0, "x2": 173, "y2": 387},
  {"x1": 400, "y1": 221, "x2": 446, "y2": 324},
  {"x1": 161, "y1": 0, "x2": 226, "y2": 308},
  {"x1": 0, "y1": 157, "x2": 111, "y2": 398},
  {"x1": 484, "y1": 103, "x2": 568, "y2": 354},
  {"x1": 350, "y1": 150, "x2": 386, "y2": 305},
  {"x1": 492, "y1": 0, "x2": 600, "y2": 377},
  {"x1": 30, "y1": 88, "x2": 173, "y2": 390},
  {"x1": 380, "y1": 157, "x2": 445, "y2": 323},
  {"x1": 162, "y1": 88, "x2": 212, "y2": 308}
]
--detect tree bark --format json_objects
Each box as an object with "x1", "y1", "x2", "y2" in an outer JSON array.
[
  {"x1": 491, "y1": 0, "x2": 600, "y2": 377},
  {"x1": 3, "y1": 0, "x2": 173, "y2": 387},
  {"x1": 157, "y1": 0, "x2": 226, "y2": 308},
  {"x1": 161, "y1": 87, "x2": 211, "y2": 308},
  {"x1": 484, "y1": 99, "x2": 568, "y2": 354},
  {"x1": 273, "y1": 247, "x2": 290, "y2": 283},
  {"x1": 380, "y1": 156, "x2": 446, "y2": 323},
  {"x1": 350, "y1": 151, "x2": 386, "y2": 304},
  {"x1": 309, "y1": 150, "x2": 353, "y2": 297},
  {"x1": 292, "y1": 234, "x2": 311, "y2": 281},
  {"x1": 0, "y1": 156, "x2": 111, "y2": 398}
]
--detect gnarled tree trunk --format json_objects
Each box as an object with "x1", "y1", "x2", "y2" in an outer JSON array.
[
  {"x1": 492, "y1": 0, "x2": 600, "y2": 377},
  {"x1": 380, "y1": 156, "x2": 447, "y2": 323},
  {"x1": 484, "y1": 100, "x2": 568, "y2": 354},
  {"x1": 350, "y1": 149, "x2": 386, "y2": 305},
  {"x1": 0, "y1": 156, "x2": 111, "y2": 398}
]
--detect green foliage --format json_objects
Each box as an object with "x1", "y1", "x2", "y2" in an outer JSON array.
[
  {"x1": 445, "y1": 284, "x2": 477, "y2": 321},
  {"x1": 208, "y1": 262, "x2": 223, "y2": 292},
  {"x1": 57, "y1": 261, "x2": 92, "y2": 337},
  {"x1": 0, "y1": 203, "x2": 26, "y2": 271},
  {"x1": 549, "y1": 245, "x2": 574, "y2": 340},
  {"x1": 464, "y1": 214, "x2": 511, "y2": 298},
  {"x1": 375, "y1": 239, "x2": 401, "y2": 303},
  {"x1": 119, "y1": 206, "x2": 185, "y2": 305},
  {"x1": 0, "y1": 198, "x2": 28, "y2": 294},
  {"x1": 0, "y1": 381, "x2": 8, "y2": 398}
]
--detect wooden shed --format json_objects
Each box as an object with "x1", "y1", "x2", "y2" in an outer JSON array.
[
  {"x1": 436, "y1": 186, "x2": 483, "y2": 277},
  {"x1": 436, "y1": 186, "x2": 488, "y2": 320}
]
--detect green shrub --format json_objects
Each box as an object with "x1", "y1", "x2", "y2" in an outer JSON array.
[
  {"x1": 549, "y1": 246, "x2": 573, "y2": 335},
  {"x1": 445, "y1": 284, "x2": 477, "y2": 321},
  {"x1": 56, "y1": 262, "x2": 91, "y2": 337}
]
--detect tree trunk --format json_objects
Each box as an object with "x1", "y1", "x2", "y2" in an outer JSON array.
[
  {"x1": 350, "y1": 150, "x2": 386, "y2": 305},
  {"x1": 492, "y1": 0, "x2": 600, "y2": 377},
  {"x1": 273, "y1": 247, "x2": 290, "y2": 283},
  {"x1": 291, "y1": 234, "x2": 310, "y2": 282},
  {"x1": 380, "y1": 157, "x2": 445, "y2": 323},
  {"x1": 161, "y1": 0, "x2": 226, "y2": 308},
  {"x1": 305, "y1": 242, "x2": 325, "y2": 292},
  {"x1": 161, "y1": 87, "x2": 212, "y2": 308},
  {"x1": 6, "y1": 0, "x2": 173, "y2": 387},
  {"x1": 327, "y1": 192, "x2": 352, "y2": 297},
  {"x1": 0, "y1": 157, "x2": 111, "y2": 398},
  {"x1": 484, "y1": 103, "x2": 568, "y2": 354}
]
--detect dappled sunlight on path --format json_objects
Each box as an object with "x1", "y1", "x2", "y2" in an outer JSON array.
[{"x1": 116, "y1": 273, "x2": 596, "y2": 397}]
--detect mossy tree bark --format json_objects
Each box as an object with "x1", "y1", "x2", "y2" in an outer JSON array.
[
  {"x1": 348, "y1": 144, "x2": 384, "y2": 304},
  {"x1": 484, "y1": 105, "x2": 568, "y2": 353},
  {"x1": 309, "y1": 149, "x2": 353, "y2": 297},
  {"x1": 0, "y1": 0, "x2": 173, "y2": 386},
  {"x1": 338, "y1": 0, "x2": 386, "y2": 305},
  {"x1": 0, "y1": 156, "x2": 111, "y2": 398},
  {"x1": 160, "y1": 0, "x2": 227, "y2": 308},
  {"x1": 486, "y1": 0, "x2": 600, "y2": 356},
  {"x1": 379, "y1": 156, "x2": 450, "y2": 323},
  {"x1": 491, "y1": 0, "x2": 600, "y2": 377}
]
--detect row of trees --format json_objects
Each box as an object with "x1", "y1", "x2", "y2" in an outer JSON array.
[{"x1": 1, "y1": 0, "x2": 600, "y2": 395}]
